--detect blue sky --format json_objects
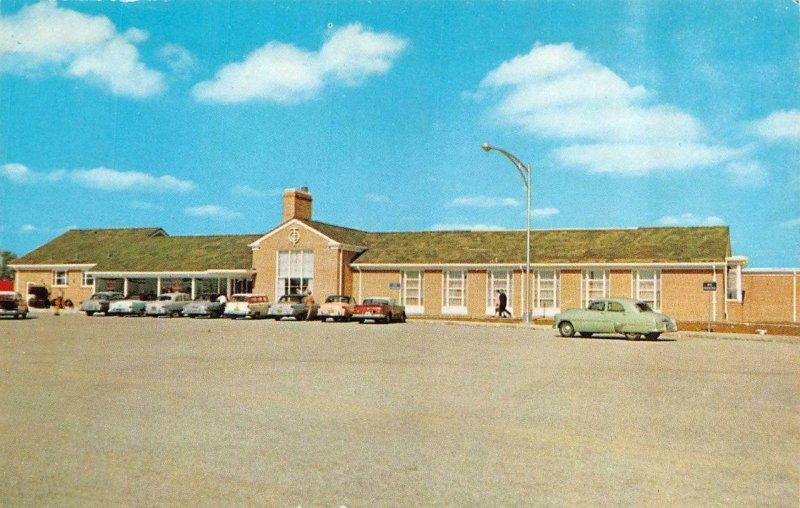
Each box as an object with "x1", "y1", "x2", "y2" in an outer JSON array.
[{"x1": 1, "y1": 0, "x2": 798, "y2": 267}]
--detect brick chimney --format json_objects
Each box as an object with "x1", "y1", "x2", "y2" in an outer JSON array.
[{"x1": 283, "y1": 187, "x2": 312, "y2": 222}]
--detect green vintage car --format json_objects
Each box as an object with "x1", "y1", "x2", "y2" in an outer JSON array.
[{"x1": 554, "y1": 297, "x2": 677, "y2": 340}]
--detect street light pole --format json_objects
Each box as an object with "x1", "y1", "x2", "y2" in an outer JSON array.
[{"x1": 482, "y1": 143, "x2": 532, "y2": 324}]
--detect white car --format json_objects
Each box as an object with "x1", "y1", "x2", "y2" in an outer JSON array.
[
  {"x1": 224, "y1": 293, "x2": 270, "y2": 319},
  {"x1": 145, "y1": 293, "x2": 192, "y2": 317},
  {"x1": 107, "y1": 294, "x2": 155, "y2": 317}
]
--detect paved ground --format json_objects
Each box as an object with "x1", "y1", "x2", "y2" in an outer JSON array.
[{"x1": 1, "y1": 314, "x2": 798, "y2": 506}]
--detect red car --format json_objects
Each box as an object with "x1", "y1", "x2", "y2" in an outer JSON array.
[{"x1": 353, "y1": 297, "x2": 406, "y2": 324}]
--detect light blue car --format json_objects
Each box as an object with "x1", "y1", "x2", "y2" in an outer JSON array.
[{"x1": 554, "y1": 297, "x2": 677, "y2": 340}]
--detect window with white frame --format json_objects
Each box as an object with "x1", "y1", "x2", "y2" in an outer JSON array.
[
  {"x1": 277, "y1": 250, "x2": 313, "y2": 297},
  {"x1": 443, "y1": 270, "x2": 467, "y2": 313},
  {"x1": 582, "y1": 270, "x2": 609, "y2": 307},
  {"x1": 726, "y1": 264, "x2": 742, "y2": 301},
  {"x1": 633, "y1": 270, "x2": 661, "y2": 309},
  {"x1": 81, "y1": 271, "x2": 94, "y2": 288},
  {"x1": 52, "y1": 270, "x2": 68, "y2": 287},
  {"x1": 486, "y1": 270, "x2": 513, "y2": 315},
  {"x1": 401, "y1": 270, "x2": 424, "y2": 311},
  {"x1": 534, "y1": 270, "x2": 560, "y2": 316}
]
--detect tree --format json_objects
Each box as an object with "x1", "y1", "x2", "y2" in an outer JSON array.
[{"x1": 0, "y1": 251, "x2": 17, "y2": 279}]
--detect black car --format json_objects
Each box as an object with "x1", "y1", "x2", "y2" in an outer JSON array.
[{"x1": 27, "y1": 286, "x2": 50, "y2": 309}]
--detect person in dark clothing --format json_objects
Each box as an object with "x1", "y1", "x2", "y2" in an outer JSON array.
[{"x1": 499, "y1": 289, "x2": 511, "y2": 318}]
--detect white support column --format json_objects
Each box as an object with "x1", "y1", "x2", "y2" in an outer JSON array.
[
  {"x1": 156, "y1": 277, "x2": 161, "y2": 295},
  {"x1": 191, "y1": 278, "x2": 196, "y2": 299},
  {"x1": 712, "y1": 265, "x2": 717, "y2": 322},
  {"x1": 123, "y1": 277, "x2": 129, "y2": 297},
  {"x1": 226, "y1": 278, "x2": 231, "y2": 297},
  {"x1": 793, "y1": 270, "x2": 797, "y2": 323}
]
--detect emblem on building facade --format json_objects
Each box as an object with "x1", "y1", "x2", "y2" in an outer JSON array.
[{"x1": 288, "y1": 227, "x2": 300, "y2": 245}]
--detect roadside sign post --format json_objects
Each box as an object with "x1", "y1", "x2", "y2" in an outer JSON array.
[{"x1": 703, "y1": 281, "x2": 717, "y2": 332}]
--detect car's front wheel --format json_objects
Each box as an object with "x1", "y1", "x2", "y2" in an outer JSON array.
[
  {"x1": 624, "y1": 332, "x2": 642, "y2": 340},
  {"x1": 558, "y1": 321, "x2": 575, "y2": 337},
  {"x1": 86, "y1": 311, "x2": 94, "y2": 317},
  {"x1": 645, "y1": 332, "x2": 660, "y2": 341}
]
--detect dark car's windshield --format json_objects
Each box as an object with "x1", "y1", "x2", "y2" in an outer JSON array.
[
  {"x1": 635, "y1": 302, "x2": 653, "y2": 312},
  {"x1": 363, "y1": 298, "x2": 389, "y2": 305},
  {"x1": 279, "y1": 295, "x2": 303, "y2": 303},
  {"x1": 231, "y1": 295, "x2": 249, "y2": 302},
  {"x1": 157, "y1": 295, "x2": 173, "y2": 301},
  {"x1": 90, "y1": 293, "x2": 110, "y2": 300}
]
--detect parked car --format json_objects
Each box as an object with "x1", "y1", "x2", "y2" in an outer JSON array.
[
  {"x1": 0, "y1": 291, "x2": 28, "y2": 319},
  {"x1": 224, "y1": 293, "x2": 270, "y2": 319},
  {"x1": 317, "y1": 295, "x2": 356, "y2": 322},
  {"x1": 145, "y1": 292, "x2": 192, "y2": 317},
  {"x1": 182, "y1": 294, "x2": 226, "y2": 318},
  {"x1": 353, "y1": 297, "x2": 406, "y2": 324},
  {"x1": 27, "y1": 286, "x2": 50, "y2": 309},
  {"x1": 266, "y1": 294, "x2": 317, "y2": 321},
  {"x1": 553, "y1": 297, "x2": 678, "y2": 340},
  {"x1": 80, "y1": 291, "x2": 124, "y2": 316},
  {"x1": 107, "y1": 294, "x2": 156, "y2": 317}
]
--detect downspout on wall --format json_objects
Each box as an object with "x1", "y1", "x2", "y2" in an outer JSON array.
[{"x1": 356, "y1": 267, "x2": 363, "y2": 303}]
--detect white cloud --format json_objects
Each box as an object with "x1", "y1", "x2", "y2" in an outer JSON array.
[
  {"x1": 158, "y1": 43, "x2": 195, "y2": 76},
  {"x1": 0, "y1": 1, "x2": 165, "y2": 98},
  {"x1": 184, "y1": 205, "x2": 241, "y2": 219},
  {"x1": 780, "y1": 218, "x2": 800, "y2": 228},
  {"x1": 725, "y1": 161, "x2": 767, "y2": 188},
  {"x1": 1, "y1": 162, "x2": 194, "y2": 192},
  {"x1": 364, "y1": 193, "x2": 388, "y2": 203},
  {"x1": 430, "y1": 223, "x2": 507, "y2": 231},
  {"x1": 1, "y1": 163, "x2": 34, "y2": 183},
  {"x1": 71, "y1": 167, "x2": 194, "y2": 191},
  {"x1": 192, "y1": 23, "x2": 407, "y2": 104},
  {"x1": 476, "y1": 42, "x2": 737, "y2": 174},
  {"x1": 657, "y1": 213, "x2": 725, "y2": 226},
  {"x1": 19, "y1": 224, "x2": 37, "y2": 233},
  {"x1": 752, "y1": 110, "x2": 800, "y2": 142},
  {"x1": 532, "y1": 207, "x2": 559, "y2": 217},
  {"x1": 553, "y1": 143, "x2": 742, "y2": 175},
  {"x1": 231, "y1": 184, "x2": 268, "y2": 197},
  {"x1": 447, "y1": 196, "x2": 520, "y2": 208}
]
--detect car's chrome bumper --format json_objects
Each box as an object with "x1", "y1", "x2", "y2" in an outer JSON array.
[{"x1": 352, "y1": 313, "x2": 385, "y2": 320}]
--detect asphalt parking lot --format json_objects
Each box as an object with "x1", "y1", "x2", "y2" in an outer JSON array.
[{"x1": 1, "y1": 313, "x2": 798, "y2": 506}]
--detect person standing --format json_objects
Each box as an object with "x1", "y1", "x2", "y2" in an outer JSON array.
[
  {"x1": 499, "y1": 289, "x2": 511, "y2": 318},
  {"x1": 494, "y1": 290, "x2": 501, "y2": 317},
  {"x1": 304, "y1": 291, "x2": 315, "y2": 320}
]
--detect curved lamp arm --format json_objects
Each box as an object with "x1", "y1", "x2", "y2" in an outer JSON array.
[{"x1": 482, "y1": 143, "x2": 530, "y2": 187}]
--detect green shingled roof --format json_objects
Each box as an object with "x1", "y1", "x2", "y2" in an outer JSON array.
[
  {"x1": 15, "y1": 228, "x2": 260, "y2": 271},
  {"x1": 16, "y1": 224, "x2": 732, "y2": 271},
  {"x1": 301, "y1": 222, "x2": 731, "y2": 264}
]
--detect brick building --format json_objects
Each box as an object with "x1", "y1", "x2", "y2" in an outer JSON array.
[{"x1": 11, "y1": 188, "x2": 798, "y2": 324}]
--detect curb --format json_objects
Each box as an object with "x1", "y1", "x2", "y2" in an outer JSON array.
[{"x1": 411, "y1": 318, "x2": 800, "y2": 343}]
